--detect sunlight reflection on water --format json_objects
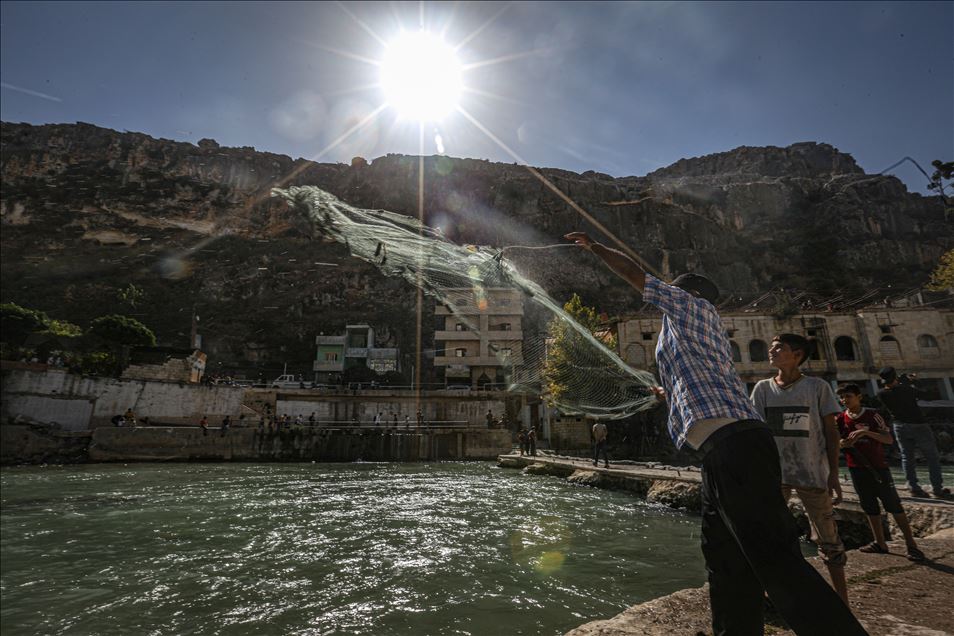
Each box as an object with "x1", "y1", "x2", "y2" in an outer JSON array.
[{"x1": 2, "y1": 462, "x2": 706, "y2": 635}]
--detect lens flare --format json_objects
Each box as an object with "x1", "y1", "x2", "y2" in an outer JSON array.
[{"x1": 380, "y1": 31, "x2": 462, "y2": 121}]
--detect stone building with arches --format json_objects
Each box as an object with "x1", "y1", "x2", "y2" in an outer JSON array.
[{"x1": 616, "y1": 306, "x2": 953, "y2": 400}]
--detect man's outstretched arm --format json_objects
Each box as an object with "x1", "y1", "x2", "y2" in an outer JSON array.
[{"x1": 564, "y1": 232, "x2": 646, "y2": 292}]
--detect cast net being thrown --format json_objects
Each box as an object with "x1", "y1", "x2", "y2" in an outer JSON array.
[{"x1": 273, "y1": 185, "x2": 659, "y2": 419}]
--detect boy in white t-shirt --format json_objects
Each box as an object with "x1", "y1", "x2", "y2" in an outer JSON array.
[{"x1": 750, "y1": 333, "x2": 848, "y2": 605}]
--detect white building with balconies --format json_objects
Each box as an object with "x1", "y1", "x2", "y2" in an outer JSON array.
[{"x1": 434, "y1": 288, "x2": 524, "y2": 389}]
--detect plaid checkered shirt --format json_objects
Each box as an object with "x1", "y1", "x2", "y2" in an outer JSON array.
[{"x1": 642, "y1": 274, "x2": 763, "y2": 449}]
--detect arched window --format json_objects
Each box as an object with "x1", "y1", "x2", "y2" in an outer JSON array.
[
  {"x1": 917, "y1": 334, "x2": 940, "y2": 359},
  {"x1": 624, "y1": 343, "x2": 646, "y2": 368},
  {"x1": 749, "y1": 339, "x2": 768, "y2": 362},
  {"x1": 730, "y1": 340, "x2": 742, "y2": 363},
  {"x1": 879, "y1": 336, "x2": 901, "y2": 359},
  {"x1": 834, "y1": 336, "x2": 858, "y2": 361}
]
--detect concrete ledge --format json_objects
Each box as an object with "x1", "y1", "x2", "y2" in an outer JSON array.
[
  {"x1": 565, "y1": 530, "x2": 954, "y2": 636},
  {"x1": 497, "y1": 454, "x2": 954, "y2": 538}
]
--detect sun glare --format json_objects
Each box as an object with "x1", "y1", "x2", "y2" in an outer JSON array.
[{"x1": 380, "y1": 30, "x2": 462, "y2": 122}]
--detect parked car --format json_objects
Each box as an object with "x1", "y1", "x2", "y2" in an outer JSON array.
[{"x1": 271, "y1": 374, "x2": 304, "y2": 389}]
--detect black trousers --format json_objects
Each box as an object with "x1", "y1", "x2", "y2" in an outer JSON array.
[
  {"x1": 593, "y1": 440, "x2": 609, "y2": 465},
  {"x1": 701, "y1": 426, "x2": 867, "y2": 636}
]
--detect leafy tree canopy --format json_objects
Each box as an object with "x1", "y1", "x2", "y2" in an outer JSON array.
[
  {"x1": 927, "y1": 249, "x2": 954, "y2": 292},
  {"x1": 0, "y1": 303, "x2": 50, "y2": 344},
  {"x1": 88, "y1": 314, "x2": 157, "y2": 347},
  {"x1": 543, "y1": 294, "x2": 616, "y2": 406}
]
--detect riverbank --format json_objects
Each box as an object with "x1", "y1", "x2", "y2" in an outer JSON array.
[
  {"x1": 1, "y1": 424, "x2": 512, "y2": 463},
  {"x1": 495, "y1": 453, "x2": 954, "y2": 635},
  {"x1": 496, "y1": 453, "x2": 954, "y2": 540},
  {"x1": 566, "y1": 528, "x2": 954, "y2": 636}
]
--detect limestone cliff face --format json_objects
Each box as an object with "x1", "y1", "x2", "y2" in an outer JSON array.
[{"x1": 1, "y1": 122, "x2": 950, "y2": 373}]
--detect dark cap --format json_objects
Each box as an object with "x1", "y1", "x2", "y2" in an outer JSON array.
[
  {"x1": 878, "y1": 366, "x2": 897, "y2": 382},
  {"x1": 671, "y1": 273, "x2": 720, "y2": 304}
]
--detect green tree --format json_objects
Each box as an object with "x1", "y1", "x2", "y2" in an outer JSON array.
[
  {"x1": 45, "y1": 319, "x2": 83, "y2": 337},
  {"x1": 0, "y1": 303, "x2": 50, "y2": 344},
  {"x1": 926, "y1": 249, "x2": 954, "y2": 292},
  {"x1": 88, "y1": 315, "x2": 157, "y2": 347},
  {"x1": 543, "y1": 294, "x2": 617, "y2": 406},
  {"x1": 117, "y1": 283, "x2": 145, "y2": 309}
]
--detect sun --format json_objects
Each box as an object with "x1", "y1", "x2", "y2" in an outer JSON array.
[{"x1": 380, "y1": 30, "x2": 462, "y2": 122}]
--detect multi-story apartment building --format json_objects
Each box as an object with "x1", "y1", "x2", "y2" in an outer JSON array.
[
  {"x1": 616, "y1": 306, "x2": 953, "y2": 399},
  {"x1": 314, "y1": 324, "x2": 399, "y2": 383},
  {"x1": 433, "y1": 288, "x2": 524, "y2": 388}
]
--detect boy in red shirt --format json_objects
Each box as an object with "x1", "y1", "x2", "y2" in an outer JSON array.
[{"x1": 836, "y1": 384, "x2": 924, "y2": 561}]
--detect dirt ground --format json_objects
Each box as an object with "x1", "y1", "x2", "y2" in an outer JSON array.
[{"x1": 567, "y1": 529, "x2": 954, "y2": 636}]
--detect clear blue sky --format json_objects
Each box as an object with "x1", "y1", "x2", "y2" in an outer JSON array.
[{"x1": 2, "y1": 1, "x2": 951, "y2": 193}]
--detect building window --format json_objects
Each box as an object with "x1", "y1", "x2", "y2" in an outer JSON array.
[
  {"x1": 324, "y1": 352, "x2": 339, "y2": 361},
  {"x1": 808, "y1": 338, "x2": 824, "y2": 361},
  {"x1": 641, "y1": 332, "x2": 653, "y2": 341},
  {"x1": 917, "y1": 334, "x2": 940, "y2": 359},
  {"x1": 455, "y1": 323, "x2": 468, "y2": 331},
  {"x1": 730, "y1": 340, "x2": 742, "y2": 363},
  {"x1": 879, "y1": 336, "x2": 901, "y2": 359},
  {"x1": 833, "y1": 336, "x2": 857, "y2": 361},
  {"x1": 369, "y1": 359, "x2": 396, "y2": 373},
  {"x1": 498, "y1": 323, "x2": 511, "y2": 331},
  {"x1": 749, "y1": 339, "x2": 768, "y2": 362},
  {"x1": 879, "y1": 325, "x2": 893, "y2": 334},
  {"x1": 455, "y1": 348, "x2": 467, "y2": 358}
]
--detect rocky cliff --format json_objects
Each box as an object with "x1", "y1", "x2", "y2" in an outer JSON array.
[{"x1": 1, "y1": 122, "x2": 950, "y2": 375}]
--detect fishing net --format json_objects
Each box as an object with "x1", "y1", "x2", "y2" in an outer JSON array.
[{"x1": 273, "y1": 185, "x2": 659, "y2": 419}]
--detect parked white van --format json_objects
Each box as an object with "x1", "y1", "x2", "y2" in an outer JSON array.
[{"x1": 270, "y1": 374, "x2": 303, "y2": 389}]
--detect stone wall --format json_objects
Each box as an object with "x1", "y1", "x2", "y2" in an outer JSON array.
[
  {"x1": 80, "y1": 426, "x2": 512, "y2": 462},
  {"x1": 550, "y1": 415, "x2": 593, "y2": 452},
  {"x1": 1, "y1": 369, "x2": 244, "y2": 429}
]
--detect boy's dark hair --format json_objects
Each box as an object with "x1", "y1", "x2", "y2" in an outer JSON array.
[
  {"x1": 878, "y1": 366, "x2": 897, "y2": 384},
  {"x1": 772, "y1": 333, "x2": 810, "y2": 366},
  {"x1": 837, "y1": 383, "x2": 862, "y2": 396},
  {"x1": 672, "y1": 273, "x2": 720, "y2": 304}
]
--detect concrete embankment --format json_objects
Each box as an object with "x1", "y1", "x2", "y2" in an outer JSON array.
[
  {"x1": 497, "y1": 453, "x2": 954, "y2": 542},
  {"x1": 565, "y1": 529, "x2": 954, "y2": 636},
  {"x1": 1, "y1": 425, "x2": 512, "y2": 463},
  {"x1": 498, "y1": 454, "x2": 954, "y2": 635}
]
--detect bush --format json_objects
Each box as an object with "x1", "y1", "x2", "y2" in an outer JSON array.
[
  {"x1": 0, "y1": 303, "x2": 50, "y2": 345},
  {"x1": 88, "y1": 315, "x2": 157, "y2": 347}
]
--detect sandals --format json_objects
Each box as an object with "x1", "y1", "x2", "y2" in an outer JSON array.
[
  {"x1": 858, "y1": 542, "x2": 888, "y2": 554},
  {"x1": 906, "y1": 546, "x2": 926, "y2": 562}
]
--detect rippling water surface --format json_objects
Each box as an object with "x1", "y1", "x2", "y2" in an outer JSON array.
[{"x1": 1, "y1": 462, "x2": 706, "y2": 635}]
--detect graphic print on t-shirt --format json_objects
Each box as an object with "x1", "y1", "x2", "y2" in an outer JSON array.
[{"x1": 764, "y1": 406, "x2": 810, "y2": 437}]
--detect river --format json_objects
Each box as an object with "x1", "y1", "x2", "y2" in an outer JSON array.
[{"x1": 2, "y1": 462, "x2": 706, "y2": 635}]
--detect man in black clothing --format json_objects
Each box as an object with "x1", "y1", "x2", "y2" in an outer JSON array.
[{"x1": 877, "y1": 367, "x2": 950, "y2": 498}]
